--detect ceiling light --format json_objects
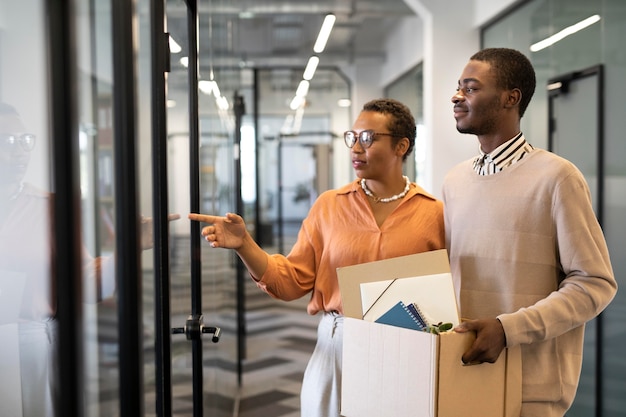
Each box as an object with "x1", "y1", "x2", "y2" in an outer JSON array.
[
  {"x1": 180, "y1": 56, "x2": 189, "y2": 67},
  {"x1": 313, "y1": 14, "x2": 336, "y2": 53},
  {"x1": 547, "y1": 81, "x2": 563, "y2": 91},
  {"x1": 198, "y1": 80, "x2": 221, "y2": 97},
  {"x1": 169, "y1": 35, "x2": 182, "y2": 53},
  {"x1": 337, "y1": 98, "x2": 352, "y2": 108},
  {"x1": 216, "y1": 95, "x2": 229, "y2": 110},
  {"x1": 295, "y1": 80, "x2": 310, "y2": 97},
  {"x1": 303, "y1": 56, "x2": 320, "y2": 81},
  {"x1": 290, "y1": 96, "x2": 305, "y2": 110},
  {"x1": 239, "y1": 11, "x2": 255, "y2": 19},
  {"x1": 530, "y1": 15, "x2": 601, "y2": 52}
]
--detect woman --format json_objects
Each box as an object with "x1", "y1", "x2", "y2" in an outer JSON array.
[{"x1": 189, "y1": 98, "x2": 445, "y2": 417}]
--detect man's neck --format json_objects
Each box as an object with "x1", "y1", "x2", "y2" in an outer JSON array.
[{"x1": 477, "y1": 130, "x2": 521, "y2": 154}]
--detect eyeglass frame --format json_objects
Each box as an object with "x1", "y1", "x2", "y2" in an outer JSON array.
[
  {"x1": 1, "y1": 133, "x2": 37, "y2": 152},
  {"x1": 343, "y1": 129, "x2": 403, "y2": 149}
]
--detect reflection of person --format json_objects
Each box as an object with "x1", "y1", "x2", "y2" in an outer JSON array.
[
  {"x1": 0, "y1": 102, "x2": 61, "y2": 416},
  {"x1": 190, "y1": 98, "x2": 445, "y2": 417},
  {"x1": 0, "y1": 102, "x2": 172, "y2": 417},
  {"x1": 444, "y1": 48, "x2": 617, "y2": 416}
]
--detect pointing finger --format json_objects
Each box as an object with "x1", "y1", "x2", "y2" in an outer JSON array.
[{"x1": 188, "y1": 213, "x2": 220, "y2": 224}]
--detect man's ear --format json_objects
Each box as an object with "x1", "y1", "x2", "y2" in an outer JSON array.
[{"x1": 504, "y1": 88, "x2": 522, "y2": 109}]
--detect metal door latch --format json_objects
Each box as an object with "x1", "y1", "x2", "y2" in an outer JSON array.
[{"x1": 172, "y1": 314, "x2": 221, "y2": 343}]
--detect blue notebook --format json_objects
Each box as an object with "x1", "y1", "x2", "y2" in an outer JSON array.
[
  {"x1": 374, "y1": 301, "x2": 426, "y2": 331},
  {"x1": 406, "y1": 302, "x2": 430, "y2": 328}
]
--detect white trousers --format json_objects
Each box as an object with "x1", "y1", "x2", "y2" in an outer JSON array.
[
  {"x1": 300, "y1": 312, "x2": 344, "y2": 417},
  {"x1": 19, "y1": 319, "x2": 56, "y2": 417}
]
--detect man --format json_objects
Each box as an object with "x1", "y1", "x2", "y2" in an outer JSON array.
[{"x1": 443, "y1": 48, "x2": 617, "y2": 416}]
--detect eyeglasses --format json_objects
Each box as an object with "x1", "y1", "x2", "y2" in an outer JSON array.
[
  {"x1": 1, "y1": 133, "x2": 36, "y2": 152},
  {"x1": 344, "y1": 130, "x2": 401, "y2": 149}
]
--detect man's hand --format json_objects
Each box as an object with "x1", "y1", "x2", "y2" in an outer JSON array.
[{"x1": 454, "y1": 318, "x2": 506, "y2": 365}]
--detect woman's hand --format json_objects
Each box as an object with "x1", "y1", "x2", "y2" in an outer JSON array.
[{"x1": 188, "y1": 212, "x2": 248, "y2": 249}]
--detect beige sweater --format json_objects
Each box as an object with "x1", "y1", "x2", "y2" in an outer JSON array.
[{"x1": 442, "y1": 148, "x2": 616, "y2": 417}]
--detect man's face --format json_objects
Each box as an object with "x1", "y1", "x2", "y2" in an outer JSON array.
[
  {"x1": 0, "y1": 113, "x2": 31, "y2": 187},
  {"x1": 451, "y1": 60, "x2": 505, "y2": 136}
]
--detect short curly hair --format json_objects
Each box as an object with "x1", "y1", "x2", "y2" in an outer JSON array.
[
  {"x1": 361, "y1": 98, "x2": 416, "y2": 161},
  {"x1": 470, "y1": 48, "x2": 536, "y2": 118}
]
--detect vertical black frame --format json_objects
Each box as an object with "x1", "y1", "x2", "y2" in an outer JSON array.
[
  {"x1": 183, "y1": 1, "x2": 205, "y2": 415},
  {"x1": 48, "y1": 1, "x2": 84, "y2": 416},
  {"x1": 547, "y1": 64, "x2": 604, "y2": 417},
  {"x1": 233, "y1": 92, "x2": 247, "y2": 386},
  {"x1": 111, "y1": 0, "x2": 144, "y2": 415},
  {"x1": 151, "y1": 0, "x2": 173, "y2": 416}
]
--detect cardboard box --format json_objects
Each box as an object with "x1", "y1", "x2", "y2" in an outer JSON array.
[{"x1": 337, "y1": 250, "x2": 521, "y2": 417}]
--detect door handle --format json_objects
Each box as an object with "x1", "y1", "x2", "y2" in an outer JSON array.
[{"x1": 172, "y1": 314, "x2": 221, "y2": 343}]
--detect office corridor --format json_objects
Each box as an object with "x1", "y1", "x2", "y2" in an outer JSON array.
[
  {"x1": 93, "y1": 230, "x2": 318, "y2": 417},
  {"x1": 161, "y1": 233, "x2": 319, "y2": 417}
]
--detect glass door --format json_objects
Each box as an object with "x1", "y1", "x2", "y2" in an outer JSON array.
[
  {"x1": 548, "y1": 65, "x2": 604, "y2": 417},
  {"x1": 166, "y1": 1, "x2": 240, "y2": 416},
  {"x1": 0, "y1": 2, "x2": 59, "y2": 416},
  {"x1": 3, "y1": 0, "x2": 236, "y2": 415}
]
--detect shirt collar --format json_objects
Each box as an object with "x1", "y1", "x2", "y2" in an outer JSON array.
[{"x1": 473, "y1": 132, "x2": 533, "y2": 175}]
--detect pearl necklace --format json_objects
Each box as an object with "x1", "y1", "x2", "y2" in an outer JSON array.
[
  {"x1": 361, "y1": 175, "x2": 410, "y2": 203},
  {"x1": 9, "y1": 183, "x2": 24, "y2": 201}
]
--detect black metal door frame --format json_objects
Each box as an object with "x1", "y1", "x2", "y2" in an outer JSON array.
[
  {"x1": 151, "y1": 0, "x2": 174, "y2": 416},
  {"x1": 48, "y1": 1, "x2": 84, "y2": 415},
  {"x1": 168, "y1": 2, "x2": 222, "y2": 417},
  {"x1": 547, "y1": 64, "x2": 604, "y2": 417}
]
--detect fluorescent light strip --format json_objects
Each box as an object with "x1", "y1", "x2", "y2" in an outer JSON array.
[
  {"x1": 303, "y1": 56, "x2": 320, "y2": 81},
  {"x1": 290, "y1": 96, "x2": 305, "y2": 110},
  {"x1": 295, "y1": 80, "x2": 310, "y2": 97},
  {"x1": 199, "y1": 80, "x2": 220, "y2": 96},
  {"x1": 530, "y1": 15, "x2": 601, "y2": 52},
  {"x1": 313, "y1": 14, "x2": 336, "y2": 53}
]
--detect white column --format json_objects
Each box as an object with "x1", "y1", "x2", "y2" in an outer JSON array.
[{"x1": 404, "y1": 0, "x2": 480, "y2": 198}]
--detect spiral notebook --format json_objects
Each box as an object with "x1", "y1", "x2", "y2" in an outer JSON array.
[{"x1": 374, "y1": 301, "x2": 429, "y2": 331}]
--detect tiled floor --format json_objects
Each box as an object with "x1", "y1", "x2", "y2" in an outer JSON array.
[
  {"x1": 161, "y1": 290, "x2": 318, "y2": 417},
  {"x1": 234, "y1": 286, "x2": 319, "y2": 417},
  {"x1": 163, "y1": 232, "x2": 318, "y2": 417},
  {"x1": 93, "y1": 229, "x2": 319, "y2": 417}
]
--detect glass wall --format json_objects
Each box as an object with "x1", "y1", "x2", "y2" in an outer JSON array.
[
  {"x1": 483, "y1": 1, "x2": 626, "y2": 416},
  {"x1": 254, "y1": 67, "x2": 350, "y2": 245},
  {"x1": 385, "y1": 63, "x2": 424, "y2": 187},
  {"x1": 0, "y1": 2, "x2": 57, "y2": 415}
]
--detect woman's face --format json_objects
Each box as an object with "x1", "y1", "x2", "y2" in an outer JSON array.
[{"x1": 349, "y1": 110, "x2": 404, "y2": 181}]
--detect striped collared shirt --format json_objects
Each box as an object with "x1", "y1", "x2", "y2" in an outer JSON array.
[{"x1": 473, "y1": 132, "x2": 534, "y2": 175}]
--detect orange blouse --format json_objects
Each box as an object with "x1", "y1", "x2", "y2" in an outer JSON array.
[{"x1": 254, "y1": 179, "x2": 445, "y2": 315}]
